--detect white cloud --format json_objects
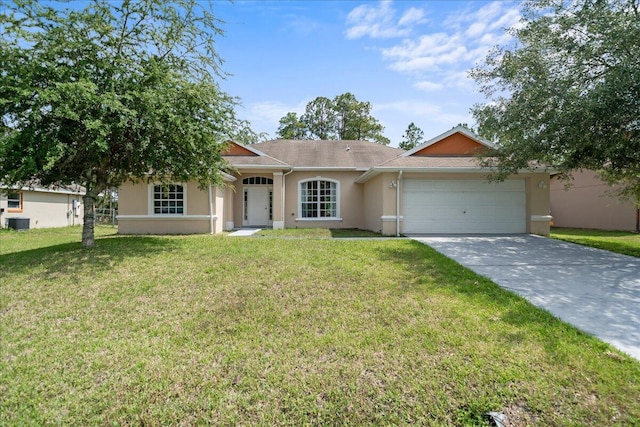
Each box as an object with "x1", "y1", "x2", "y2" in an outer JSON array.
[
  {"x1": 398, "y1": 7, "x2": 426, "y2": 27},
  {"x1": 364, "y1": 1, "x2": 521, "y2": 90},
  {"x1": 284, "y1": 15, "x2": 321, "y2": 36},
  {"x1": 246, "y1": 101, "x2": 302, "y2": 124},
  {"x1": 414, "y1": 80, "x2": 444, "y2": 92},
  {"x1": 345, "y1": 0, "x2": 426, "y2": 39},
  {"x1": 375, "y1": 100, "x2": 442, "y2": 117},
  {"x1": 236, "y1": 100, "x2": 309, "y2": 139}
]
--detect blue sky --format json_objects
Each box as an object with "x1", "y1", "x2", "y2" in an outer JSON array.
[{"x1": 213, "y1": 0, "x2": 521, "y2": 147}]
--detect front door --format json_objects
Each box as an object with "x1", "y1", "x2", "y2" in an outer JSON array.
[{"x1": 245, "y1": 187, "x2": 272, "y2": 226}]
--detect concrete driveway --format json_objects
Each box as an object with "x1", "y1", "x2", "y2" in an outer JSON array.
[{"x1": 411, "y1": 235, "x2": 640, "y2": 360}]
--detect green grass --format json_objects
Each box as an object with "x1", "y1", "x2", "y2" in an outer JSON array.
[
  {"x1": 255, "y1": 228, "x2": 385, "y2": 238},
  {"x1": 1, "y1": 227, "x2": 639, "y2": 425},
  {"x1": 551, "y1": 227, "x2": 640, "y2": 257}
]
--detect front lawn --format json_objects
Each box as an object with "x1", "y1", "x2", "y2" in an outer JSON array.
[
  {"x1": 255, "y1": 228, "x2": 385, "y2": 238},
  {"x1": 551, "y1": 227, "x2": 640, "y2": 257},
  {"x1": 1, "y1": 227, "x2": 639, "y2": 425}
]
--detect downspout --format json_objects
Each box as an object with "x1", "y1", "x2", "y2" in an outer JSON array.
[
  {"x1": 282, "y1": 168, "x2": 294, "y2": 228},
  {"x1": 396, "y1": 170, "x2": 403, "y2": 237},
  {"x1": 208, "y1": 184, "x2": 214, "y2": 235}
]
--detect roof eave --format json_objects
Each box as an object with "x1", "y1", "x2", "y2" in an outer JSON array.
[
  {"x1": 355, "y1": 166, "x2": 554, "y2": 183},
  {"x1": 292, "y1": 167, "x2": 361, "y2": 172},
  {"x1": 231, "y1": 165, "x2": 292, "y2": 170}
]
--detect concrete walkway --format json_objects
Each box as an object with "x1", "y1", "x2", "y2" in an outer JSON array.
[
  {"x1": 227, "y1": 228, "x2": 261, "y2": 237},
  {"x1": 411, "y1": 235, "x2": 640, "y2": 360}
]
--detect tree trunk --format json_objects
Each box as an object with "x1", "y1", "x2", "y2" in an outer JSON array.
[{"x1": 82, "y1": 190, "x2": 97, "y2": 247}]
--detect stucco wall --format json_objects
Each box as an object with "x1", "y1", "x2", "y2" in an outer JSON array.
[
  {"x1": 118, "y1": 182, "x2": 147, "y2": 215},
  {"x1": 118, "y1": 218, "x2": 211, "y2": 235},
  {"x1": 361, "y1": 172, "x2": 403, "y2": 236},
  {"x1": 283, "y1": 171, "x2": 365, "y2": 229},
  {"x1": 0, "y1": 190, "x2": 83, "y2": 229},
  {"x1": 117, "y1": 181, "x2": 224, "y2": 234},
  {"x1": 551, "y1": 171, "x2": 638, "y2": 231},
  {"x1": 363, "y1": 174, "x2": 385, "y2": 233}
]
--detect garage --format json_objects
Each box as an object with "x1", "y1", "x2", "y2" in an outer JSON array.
[{"x1": 403, "y1": 179, "x2": 526, "y2": 234}]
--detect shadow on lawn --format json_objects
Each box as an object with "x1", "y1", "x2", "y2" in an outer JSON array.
[
  {"x1": 373, "y1": 240, "x2": 604, "y2": 357},
  {"x1": 0, "y1": 235, "x2": 179, "y2": 278}
]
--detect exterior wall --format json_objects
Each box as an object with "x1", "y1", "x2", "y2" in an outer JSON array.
[
  {"x1": 224, "y1": 186, "x2": 235, "y2": 231},
  {"x1": 363, "y1": 174, "x2": 385, "y2": 233},
  {"x1": 114, "y1": 170, "x2": 553, "y2": 236},
  {"x1": 414, "y1": 133, "x2": 486, "y2": 156},
  {"x1": 362, "y1": 172, "x2": 403, "y2": 236},
  {"x1": 551, "y1": 171, "x2": 638, "y2": 231},
  {"x1": 117, "y1": 181, "x2": 222, "y2": 235},
  {"x1": 526, "y1": 174, "x2": 552, "y2": 236},
  {"x1": 373, "y1": 172, "x2": 550, "y2": 236},
  {"x1": 0, "y1": 190, "x2": 83, "y2": 229},
  {"x1": 272, "y1": 173, "x2": 284, "y2": 229},
  {"x1": 283, "y1": 171, "x2": 365, "y2": 229}
]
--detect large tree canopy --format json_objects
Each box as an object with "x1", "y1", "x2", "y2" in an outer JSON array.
[
  {"x1": 471, "y1": 0, "x2": 640, "y2": 202},
  {"x1": 0, "y1": 0, "x2": 251, "y2": 246},
  {"x1": 275, "y1": 93, "x2": 390, "y2": 144}
]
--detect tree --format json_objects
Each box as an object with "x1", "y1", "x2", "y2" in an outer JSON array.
[
  {"x1": 302, "y1": 96, "x2": 337, "y2": 140},
  {"x1": 276, "y1": 112, "x2": 307, "y2": 139},
  {"x1": 0, "y1": 0, "x2": 250, "y2": 247},
  {"x1": 275, "y1": 93, "x2": 390, "y2": 144},
  {"x1": 399, "y1": 122, "x2": 425, "y2": 150},
  {"x1": 471, "y1": 0, "x2": 640, "y2": 203},
  {"x1": 333, "y1": 92, "x2": 389, "y2": 144}
]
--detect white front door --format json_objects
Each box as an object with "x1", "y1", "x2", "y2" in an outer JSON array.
[{"x1": 246, "y1": 187, "x2": 271, "y2": 226}]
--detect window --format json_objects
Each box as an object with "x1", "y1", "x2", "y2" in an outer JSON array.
[
  {"x1": 300, "y1": 179, "x2": 338, "y2": 219},
  {"x1": 153, "y1": 184, "x2": 184, "y2": 214},
  {"x1": 7, "y1": 192, "x2": 22, "y2": 212},
  {"x1": 242, "y1": 177, "x2": 273, "y2": 185}
]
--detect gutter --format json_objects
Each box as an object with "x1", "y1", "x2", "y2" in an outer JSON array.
[
  {"x1": 208, "y1": 185, "x2": 214, "y2": 234},
  {"x1": 281, "y1": 168, "x2": 294, "y2": 228},
  {"x1": 396, "y1": 170, "x2": 403, "y2": 237},
  {"x1": 356, "y1": 166, "x2": 558, "y2": 184}
]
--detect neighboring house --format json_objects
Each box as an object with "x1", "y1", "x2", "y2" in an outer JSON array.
[
  {"x1": 117, "y1": 126, "x2": 553, "y2": 236},
  {"x1": 0, "y1": 185, "x2": 85, "y2": 229},
  {"x1": 550, "y1": 170, "x2": 640, "y2": 232}
]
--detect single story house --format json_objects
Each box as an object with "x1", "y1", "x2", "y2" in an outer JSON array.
[
  {"x1": 117, "y1": 126, "x2": 552, "y2": 236},
  {"x1": 551, "y1": 170, "x2": 640, "y2": 232},
  {"x1": 0, "y1": 185, "x2": 85, "y2": 229}
]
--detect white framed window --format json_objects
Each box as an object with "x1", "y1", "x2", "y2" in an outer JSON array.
[
  {"x1": 151, "y1": 184, "x2": 185, "y2": 215},
  {"x1": 7, "y1": 192, "x2": 23, "y2": 212},
  {"x1": 298, "y1": 178, "x2": 339, "y2": 219},
  {"x1": 242, "y1": 177, "x2": 273, "y2": 185}
]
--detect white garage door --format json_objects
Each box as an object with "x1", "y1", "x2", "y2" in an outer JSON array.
[{"x1": 403, "y1": 179, "x2": 526, "y2": 234}]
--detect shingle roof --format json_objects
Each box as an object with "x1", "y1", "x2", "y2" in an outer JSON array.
[
  {"x1": 377, "y1": 155, "x2": 484, "y2": 168},
  {"x1": 251, "y1": 139, "x2": 404, "y2": 169},
  {"x1": 224, "y1": 154, "x2": 290, "y2": 168},
  {"x1": 1, "y1": 182, "x2": 86, "y2": 195}
]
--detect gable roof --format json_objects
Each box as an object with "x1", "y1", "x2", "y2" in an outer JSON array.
[
  {"x1": 350, "y1": 127, "x2": 498, "y2": 183},
  {"x1": 223, "y1": 141, "x2": 291, "y2": 169},
  {"x1": 248, "y1": 139, "x2": 403, "y2": 170},
  {"x1": 403, "y1": 125, "x2": 494, "y2": 157}
]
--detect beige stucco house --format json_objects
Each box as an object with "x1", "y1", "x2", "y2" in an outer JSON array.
[
  {"x1": 551, "y1": 170, "x2": 639, "y2": 232},
  {"x1": 0, "y1": 185, "x2": 85, "y2": 229},
  {"x1": 117, "y1": 126, "x2": 553, "y2": 236}
]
